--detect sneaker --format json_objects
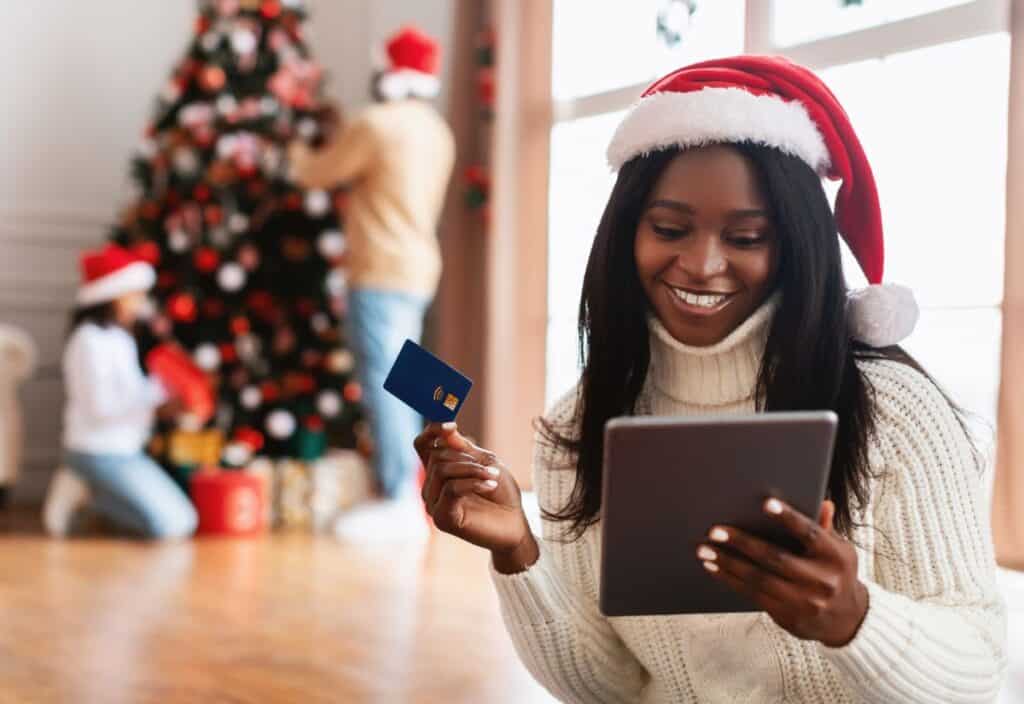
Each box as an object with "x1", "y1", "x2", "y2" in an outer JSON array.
[
  {"x1": 333, "y1": 487, "x2": 430, "y2": 546},
  {"x1": 42, "y1": 468, "x2": 92, "y2": 538}
]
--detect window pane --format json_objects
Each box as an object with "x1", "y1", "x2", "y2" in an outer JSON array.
[
  {"x1": 772, "y1": 0, "x2": 973, "y2": 47},
  {"x1": 552, "y1": 0, "x2": 745, "y2": 100},
  {"x1": 546, "y1": 111, "x2": 624, "y2": 404},
  {"x1": 902, "y1": 307, "x2": 1001, "y2": 424},
  {"x1": 820, "y1": 33, "x2": 1009, "y2": 308}
]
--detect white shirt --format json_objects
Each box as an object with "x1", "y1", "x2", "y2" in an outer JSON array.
[{"x1": 62, "y1": 323, "x2": 167, "y2": 455}]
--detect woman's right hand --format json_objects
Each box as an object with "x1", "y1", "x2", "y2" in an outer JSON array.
[{"x1": 415, "y1": 423, "x2": 538, "y2": 572}]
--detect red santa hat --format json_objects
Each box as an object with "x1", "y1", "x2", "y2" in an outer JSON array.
[
  {"x1": 77, "y1": 244, "x2": 156, "y2": 306},
  {"x1": 607, "y1": 55, "x2": 918, "y2": 348},
  {"x1": 378, "y1": 26, "x2": 442, "y2": 101}
]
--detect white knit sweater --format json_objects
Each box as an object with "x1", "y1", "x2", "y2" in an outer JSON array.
[{"x1": 491, "y1": 300, "x2": 1007, "y2": 703}]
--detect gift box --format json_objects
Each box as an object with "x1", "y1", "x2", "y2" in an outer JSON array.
[
  {"x1": 191, "y1": 469, "x2": 266, "y2": 537},
  {"x1": 168, "y1": 429, "x2": 224, "y2": 469},
  {"x1": 310, "y1": 450, "x2": 373, "y2": 531},
  {"x1": 147, "y1": 343, "x2": 216, "y2": 425}
]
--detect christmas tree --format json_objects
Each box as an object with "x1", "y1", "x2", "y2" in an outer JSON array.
[{"x1": 110, "y1": 0, "x2": 369, "y2": 470}]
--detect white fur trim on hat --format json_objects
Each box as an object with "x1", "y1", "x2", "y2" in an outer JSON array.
[
  {"x1": 77, "y1": 261, "x2": 156, "y2": 306},
  {"x1": 607, "y1": 87, "x2": 831, "y2": 173},
  {"x1": 378, "y1": 69, "x2": 441, "y2": 101},
  {"x1": 847, "y1": 283, "x2": 919, "y2": 348}
]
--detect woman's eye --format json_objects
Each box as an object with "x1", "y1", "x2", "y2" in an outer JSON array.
[
  {"x1": 652, "y1": 225, "x2": 691, "y2": 239},
  {"x1": 728, "y1": 233, "x2": 767, "y2": 247}
]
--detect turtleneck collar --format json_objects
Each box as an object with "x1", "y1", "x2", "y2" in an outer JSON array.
[{"x1": 646, "y1": 294, "x2": 780, "y2": 407}]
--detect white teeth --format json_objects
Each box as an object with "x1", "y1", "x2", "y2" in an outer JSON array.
[{"x1": 672, "y1": 288, "x2": 728, "y2": 308}]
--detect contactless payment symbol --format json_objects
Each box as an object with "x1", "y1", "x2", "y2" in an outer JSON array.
[{"x1": 434, "y1": 385, "x2": 459, "y2": 411}]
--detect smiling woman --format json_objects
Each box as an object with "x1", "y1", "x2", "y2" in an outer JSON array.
[{"x1": 634, "y1": 145, "x2": 779, "y2": 347}]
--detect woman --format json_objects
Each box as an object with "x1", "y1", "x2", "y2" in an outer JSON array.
[
  {"x1": 415, "y1": 57, "x2": 1006, "y2": 702},
  {"x1": 43, "y1": 244, "x2": 197, "y2": 540}
]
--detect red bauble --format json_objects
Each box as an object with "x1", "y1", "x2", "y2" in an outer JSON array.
[
  {"x1": 194, "y1": 247, "x2": 221, "y2": 273},
  {"x1": 202, "y1": 298, "x2": 227, "y2": 318},
  {"x1": 237, "y1": 244, "x2": 260, "y2": 271},
  {"x1": 200, "y1": 65, "x2": 227, "y2": 93},
  {"x1": 260, "y1": 0, "x2": 282, "y2": 19},
  {"x1": 260, "y1": 381, "x2": 280, "y2": 403},
  {"x1": 193, "y1": 184, "x2": 212, "y2": 202},
  {"x1": 283, "y1": 192, "x2": 303, "y2": 211},
  {"x1": 167, "y1": 293, "x2": 198, "y2": 323},
  {"x1": 304, "y1": 415, "x2": 325, "y2": 432},
  {"x1": 230, "y1": 316, "x2": 251, "y2": 336},
  {"x1": 234, "y1": 427, "x2": 265, "y2": 452},
  {"x1": 133, "y1": 241, "x2": 161, "y2": 266},
  {"x1": 205, "y1": 204, "x2": 224, "y2": 226},
  {"x1": 343, "y1": 381, "x2": 363, "y2": 403},
  {"x1": 219, "y1": 342, "x2": 238, "y2": 364}
]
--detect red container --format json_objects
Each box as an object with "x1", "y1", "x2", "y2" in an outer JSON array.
[
  {"x1": 191, "y1": 470, "x2": 266, "y2": 537},
  {"x1": 147, "y1": 344, "x2": 215, "y2": 424}
]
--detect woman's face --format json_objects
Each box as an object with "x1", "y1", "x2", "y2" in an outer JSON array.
[
  {"x1": 634, "y1": 145, "x2": 780, "y2": 347},
  {"x1": 112, "y1": 291, "x2": 149, "y2": 327}
]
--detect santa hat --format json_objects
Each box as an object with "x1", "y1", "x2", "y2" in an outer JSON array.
[
  {"x1": 77, "y1": 244, "x2": 156, "y2": 306},
  {"x1": 378, "y1": 26, "x2": 442, "y2": 101},
  {"x1": 607, "y1": 55, "x2": 918, "y2": 348}
]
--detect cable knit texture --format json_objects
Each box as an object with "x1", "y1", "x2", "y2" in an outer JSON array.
[{"x1": 491, "y1": 300, "x2": 1006, "y2": 703}]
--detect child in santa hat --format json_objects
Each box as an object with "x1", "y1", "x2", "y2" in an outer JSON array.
[
  {"x1": 415, "y1": 57, "x2": 1005, "y2": 701},
  {"x1": 43, "y1": 244, "x2": 196, "y2": 539}
]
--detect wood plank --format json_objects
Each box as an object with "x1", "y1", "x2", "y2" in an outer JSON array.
[{"x1": 0, "y1": 524, "x2": 555, "y2": 704}]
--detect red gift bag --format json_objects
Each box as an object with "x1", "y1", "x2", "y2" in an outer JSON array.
[
  {"x1": 146, "y1": 343, "x2": 215, "y2": 424},
  {"x1": 191, "y1": 470, "x2": 266, "y2": 537}
]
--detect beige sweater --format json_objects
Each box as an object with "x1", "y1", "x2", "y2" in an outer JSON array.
[
  {"x1": 289, "y1": 99, "x2": 455, "y2": 298},
  {"x1": 491, "y1": 300, "x2": 1007, "y2": 703}
]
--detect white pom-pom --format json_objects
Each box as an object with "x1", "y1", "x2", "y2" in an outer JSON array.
[
  {"x1": 847, "y1": 283, "x2": 919, "y2": 347},
  {"x1": 318, "y1": 230, "x2": 346, "y2": 259},
  {"x1": 240, "y1": 385, "x2": 262, "y2": 409},
  {"x1": 266, "y1": 409, "x2": 297, "y2": 439},
  {"x1": 305, "y1": 190, "x2": 330, "y2": 217}
]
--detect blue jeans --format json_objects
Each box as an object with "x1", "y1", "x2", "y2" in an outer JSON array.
[
  {"x1": 347, "y1": 287, "x2": 430, "y2": 499},
  {"x1": 66, "y1": 450, "x2": 197, "y2": 539}
]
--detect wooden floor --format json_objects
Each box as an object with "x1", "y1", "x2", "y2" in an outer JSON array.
[{"x1": 0, "y1": 512, "x2": 556, "y2": 704}]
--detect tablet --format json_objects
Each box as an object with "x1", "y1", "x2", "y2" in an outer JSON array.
[{"x1": 599, "y1": 411, "x2": 837, "y2": 617}]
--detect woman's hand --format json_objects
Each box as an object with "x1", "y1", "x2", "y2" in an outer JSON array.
[
  {"x1": 414, "y1": 423, "x2": 538, "y2": 573},
  {"x1": 697, "y1": 498, "x2": 869, "y2": 648}
]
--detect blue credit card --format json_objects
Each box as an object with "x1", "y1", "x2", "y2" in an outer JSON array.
[{"x1": 383, "y1": 340, "x2": 473, "y2": 423}]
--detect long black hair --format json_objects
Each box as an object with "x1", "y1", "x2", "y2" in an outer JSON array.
[
  {"x1": 67, "y1": 301, "x2": 116, "y2": 335},
  {"x1": 541, "y1": 143, "x2": 966, "y2": 540}
]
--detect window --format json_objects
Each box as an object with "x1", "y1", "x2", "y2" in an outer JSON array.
[{"x1": 546, "y1": 0, "x2": 1010, "y2": 423}]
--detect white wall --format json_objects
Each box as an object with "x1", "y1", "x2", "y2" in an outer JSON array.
[{"x1": 0, "y1": 0, "x2": 453, "y2": 504}]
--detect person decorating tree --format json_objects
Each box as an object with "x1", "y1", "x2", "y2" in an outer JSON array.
[
  {"x1": 416, "y1": 57, "x2": 1006, "y2": 702},
  {"x1": 43, "y1": 244, "x2": 197, "y2": 539},
  {"x1": 289, "y1": 25, "x2": 455, "y2": 542}
]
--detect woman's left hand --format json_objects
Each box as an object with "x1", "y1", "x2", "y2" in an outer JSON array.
[{"x1": 698, "y1": 498, "x2": 869, "y2": 648}]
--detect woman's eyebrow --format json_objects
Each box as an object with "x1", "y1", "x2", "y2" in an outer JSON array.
[{"x1": 647, "y1": 199, "x2": 696, "y2": 214}]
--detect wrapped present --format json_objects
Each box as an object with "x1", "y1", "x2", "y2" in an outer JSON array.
[
  {"x1": 246, "y1": 457, "x2": 277, "y2": 529},
  {"x1": 147, "y1": 343, "x2": 215, "y2": 424},
  {"x1": 277, "y1": 458, "x2": 313, "y2": 530},
  {"x1": 168, "y1": 429, "x2": 224, "y2": 469},
  {"x1": 191, "y1": 469, "x2": 266, "y2": 537},
  {"x1": 310, "y1": 449, "x2": 373, "y2": 531}
]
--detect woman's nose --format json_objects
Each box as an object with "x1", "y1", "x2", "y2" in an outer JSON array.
[{"x1": 676, "y1": 234, "x2": 727, "y2": 280}]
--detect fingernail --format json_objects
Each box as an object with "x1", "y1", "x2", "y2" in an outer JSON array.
[
  {"x1": 709, "y1": 527, "x2": 729, "y2": 543},
  {"x1": 485, "y1": 465, "x2": 500, "y2": 477},
  {"x1": 442, "y1": 422, "x2": 457, "y2": 431},
  {"x1": 703, "y1": 561, "x2": 720, "y2": 573},
  {"x1": 765, "y1": 498, "x2": 784, "y2": 515},
  {"x1": 480, "y1": 479, "x2": 498, "y2": 490},
  {"x1": 697, "y1": 545, "x2": 717, "y2": 561}
]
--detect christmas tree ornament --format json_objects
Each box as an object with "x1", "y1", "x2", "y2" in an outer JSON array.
[
  {"x1": 228, "y1": 213, "x2": 250, "y2": 233},
  {"x1": 272, "y1": 326, "x2": 297, "y2": 356},
  {"x1": 194, "y1": 247, "x2": 221, "y2": 273},
  {"x1": 167, "y1": 293, "x2": 199, "y2": 323},
  {"x1": 231, "y1": 28, "x2": 259, "y2": 55},
  {"x1": 217, "y1": 262, "x2": 247, "y2": 291},
  {"x1": 240, "y1": 385, "x2": 262, "y2": 409},
  {"x1": 173, "y1": 147, "x2": 201, "y2": 176},
  {"x1": 193, "y1": 183, "x2": 213, "y2": 203},
  {"x1": 179, "y1": 102, "x2": 216, "y2": 128},
  {"x1": 317, "y1": 230, "x2": 346, "y2": 260},
  {"x1": 195, "y1": 342, "x2": 222, "y2": 371},
  {"x1": 326, "y1": 348, "x2": 354, "y2": 374},
  {"x1": 222, "y1": 441, "x2": 252, "y2": 467},
  {"x1": 219, "y1": 342, "x2": 239, "y2": 364},
  {"x1": 200, "y1": 32, "x2": 223, "y2": 54},
  {"x1": 343, "y1": 381, "x2": 362, "y2": 403},
  {"x1": 209, "y1": 227, "x2": 232, "y2": 248},
  {"x1": 325, "y1": 269, "x2": 346, "y2": 297},
  {"x1": 296, "y1": 117, "x2": 318, "y2": 140},
  {"x1": 260, "y1": 381, "x2": 281, "y2": 403},
  {"x1": 260, "y1": 96, "x2": 280, "y2": 115},
  {"x1": 236, "y1": 333, "x2": 261, "y2": 360},
  {"x1": 230, "y1": 315, "x2": 251, "y2": 336},
  {"x1": 261, "y1": 0, "x2": 283, "y2": 20},
  {"x1": 133, "y1": 241, "x2": 161, "y2": 266},
  {"x1": 310, "y1": 312, "x2": 330, "y2": 334},
  {"x1": 266, "y1": 409, "x2": 296, "y2": 439},
  {"x1": 216, "y1": 94, "x2": 239, "y2": 117},
  {"x1": 197, "y1": 65, "x2": 226, "y2": 93},
  {"x1": 237, "y1": 243, "x2": 260, "y2": 270},
  {"x1": 205, "y1": 204, "x2": 224, "y2": 226},
  {"x1": 235, "y1": 426, "x2": 265, "y2": 452},
  {"x1": 316, "y1": 389, "x2": 342, "y2": 418}
]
